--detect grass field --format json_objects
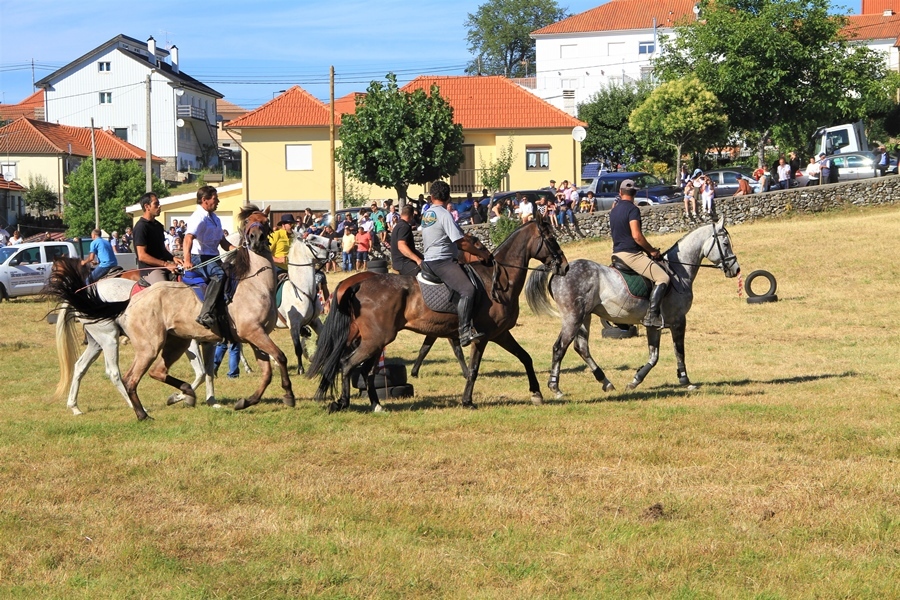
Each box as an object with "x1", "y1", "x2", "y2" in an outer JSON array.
[{"x1": 1, "y1": 205, "x2": 898, "y2": 598}]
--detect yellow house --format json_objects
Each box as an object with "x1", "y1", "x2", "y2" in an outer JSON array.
[
  {"x1": 126, "y1": 182, "x2": 245, "y2": 235},
  {"x1": 224, "y1": 75, "x2": 586, "y2": 210}
]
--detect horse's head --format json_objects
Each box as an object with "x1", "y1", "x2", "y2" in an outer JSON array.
[
  {"x1": 304, "y1": 234, "x2": 339, "y2": 263},
  {"x1": 703, "y1": 217, "x2": 740, "y2": 278},
  {"x1": 534, "y1": 218, "x2": 568, "y2": 275},
  {"x1": 238, "y1": 204, "x2": 271, "y2": 254},
  {"x1": 458, "y1": 234, "x2": 490, "y2": 264}
]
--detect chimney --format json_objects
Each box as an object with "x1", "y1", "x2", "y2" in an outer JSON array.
[
  {"x1": 170, "y1": 45, "x2": 179, "y2": 74},
  {"x1": 147, "y1": 36, "x2": 156, "y2": 66},
  {"x1": 884, "y1": 9, "x2": 894, "y2": 16}
]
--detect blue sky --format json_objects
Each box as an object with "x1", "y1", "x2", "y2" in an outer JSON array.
[{"x1": 0, "y1": 0, "x2": 863, "y2": 109}]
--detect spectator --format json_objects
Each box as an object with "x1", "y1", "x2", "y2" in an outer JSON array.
[
  {"x1": 805, "y1": 157, "x2": 821, "y2": 186},
  {"x1": 586, "y1": 190, "x2": 597, "y2": 212},
  {"x1": 336, "y1": 212, "x2": 354, "y2": 235},
  {"x1": 789, "y1": 151, "x2": 801, "y2": 187},
  {"x1": 385, "y1": 203, "x2": 400, "y2": 230},
  {"x1": 110, "y1": 231, "x2": 121, "y2": 252},
  {"x1": 165, "y1": 226, "x2": 177, "y2": 252},
  {"x1": 300, "y1": 207, "x2": 315, "y2": 229},
  {"x1": 0, "y1": 227, "x2": 9, "y2": 246},
  {"x1": 679, "y1": 165, "x2": 691, "y2": 187},
  {"x1": 355, "y1": 225, "x2": 371, "y2": 271},
  {"x1": 341, "y1": 226, "x2": 357, "y2": 272},
  {"x1": 517, "y1": 195, "x2": 534, "y2": 223},
  {"x1": 777, "y1": 158, "x2": 791, "y2": 190},
  {"x1": 578, "y1": 193, "x2": 592, "y2": 213},
  {"x1": 447, "y1": 202, "x2": 459, "y2": 222},
  {"x1": 374, "y1": 214, "x2": 389, "y2": 249},
  {"x1": 701, "y1": 176, "x2": 716, "y2": 217},
  {"x1": 733, "y1": 177, "x2": 753, "y2": 196},
  {"x1": 877, "y1": 145, "x2": 889, "y2": 177},
  {"x1": 819, "y1": 153, "x2": 831, "y2": 184},
  {"x1": 9, "y1": 229, "x2": 23, "y2": 245},
  {"x1": 213, "y1": 340, "x2": 242, "y2": 379}
]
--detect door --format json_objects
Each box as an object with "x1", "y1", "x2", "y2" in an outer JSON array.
[
  {"x1": 718, "y1": 171, "x2": 742, "y2": 197},
  {"x1": 5, "y1": 247, "x2": 47, "y2": 296},
  {"x1": 450, "y1": 145, "x2": 476, "y2": 194}
]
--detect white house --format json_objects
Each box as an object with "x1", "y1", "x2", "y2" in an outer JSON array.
[
  {"x1": 35, "y1": 34, "x2": 222, "y2": 180},
  {"x1": 531, "y1": 0, "x2": 900, "y2": 116}
]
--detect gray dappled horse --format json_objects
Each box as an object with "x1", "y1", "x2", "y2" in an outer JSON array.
[{"x1": 525, "y1": 217, "x2": 740, "y2": 395}]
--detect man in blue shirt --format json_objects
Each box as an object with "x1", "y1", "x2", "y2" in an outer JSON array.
[{"x1": 81, "y1": 228, "x2": 118, "y2": 283}]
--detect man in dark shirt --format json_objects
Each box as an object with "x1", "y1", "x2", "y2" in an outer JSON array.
[
  {"x1": 609, "y1": 179, "x2": 670, "y2": 328},
  {"x1": 133, "y1": 192, "x2": 180, "y2": 284},
  {"x1": 391, "y1": 205, "x2": 423, "y2": 276}
]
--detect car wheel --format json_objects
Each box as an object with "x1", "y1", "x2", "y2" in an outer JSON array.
[{"x1": 0, "y1": 283, "x2": 7, "y2": 301}]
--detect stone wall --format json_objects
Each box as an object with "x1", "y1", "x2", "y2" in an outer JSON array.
[{"x1": 449, "y1": 177, "x2": 900, "y2": 250}]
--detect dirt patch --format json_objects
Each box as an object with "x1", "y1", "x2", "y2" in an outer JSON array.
[{"x1": 643, "y1": 502, "x2": 665, "y2": 520}]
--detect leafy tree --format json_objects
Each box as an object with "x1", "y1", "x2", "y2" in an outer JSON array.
[
  {"x1": 629, "y1": 77, "x2": 729, "y2": 176},
  {"x1": 24, "y1": 174, "x2": 59, "y2": 216},
  {"x1": 655, "y1": 0, "x2": 886, "y2": 165},
  {"x1": 337, "y1": 73, "x2": 465, "y2": 202},
  {"x1": 577, "y1": 80, "x2": 654, "y2": 168},
  {"x1": 479, "y1": 138, "x2": 516, "y2": 192},
  {"x1": 64, "y1": 159, "x2": 167, "y2": 236},
  {"x1": 465, "y1": 0, "x2": 568, "y2": 77}
]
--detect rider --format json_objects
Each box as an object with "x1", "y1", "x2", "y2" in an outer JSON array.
[
  {"x1": 81, "y1": 228, "x2": 118, "y2": 283},
  {"x1": 182, "y1": 186, "x2": 236, "y2": 330},
  {"x1": 609, "y1": 179, "x2": 670, "y2": 328},
  {"x1": 133, "y1": 192, "x2": 182, "y2": 284},
  {"x1": 421, "y1": 180, "x2": 492, "y2": 347},
  {"x1": 269, "y1": 213, "x2": 295, "y2": 274},
  {"x1": 390, "y1": 204, "x2": 423, "y2": 276}
]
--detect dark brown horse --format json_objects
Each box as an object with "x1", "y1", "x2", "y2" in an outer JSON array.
[{"x1": 307, "y1": 219, "x2": 568, "y2": 412}]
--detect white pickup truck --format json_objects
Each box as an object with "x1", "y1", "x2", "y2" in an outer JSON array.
[{"x1": 0, "y1": 240, "x2": 137, "y2": 300}]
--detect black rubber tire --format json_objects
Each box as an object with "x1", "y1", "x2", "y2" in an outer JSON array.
[
  {"x1": 351, "y1": 369, "x2": 368, "y2": 390},
  {"x1": 602, "y1": 325, "x2": 639, "y2": 339},
  {"x1": 747, "y1": 294, "x2": 778, "y2": 304},
  {"x1": 375, "y1": 384, "x2": 414, "y2": 400},
  {"x1": 744, "y1": 270, "x2": 777, "y2": 298},
  {"x1": 602, "y1": 319, "x2": 634, "y2": 332},
  {"x1": 351, "y1": 363, "x2": 407, "y2": 389}
]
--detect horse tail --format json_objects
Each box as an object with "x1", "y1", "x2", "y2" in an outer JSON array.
[
  {"x1": 525, "y1": 265, "x2": 559, "y2": 318},
  {"x1": 306, "y1": 286, "x2": 353, "y2": 400},
  {"x1": 54, "y1": 303, "x2": 80, "y2": 401},
  {"x1": 45, "y1": 259, "x2": 129, "y2": 322}
]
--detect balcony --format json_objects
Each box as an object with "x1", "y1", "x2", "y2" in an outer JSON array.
[{"x1": 176, "y1": 105, "x2": 216, "y2": 151}]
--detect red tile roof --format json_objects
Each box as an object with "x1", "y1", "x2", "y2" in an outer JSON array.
[
  {"x1": 401, "y1": 75, "x2": 586, "y2": 129},
  {"x1": 0, "y1": 117, "x2": 163, "y2": 162},
  {"x1": 330, "y1": 92, "x2": 365, "y2": 125},
  {"x1": 842, "y1": 13, "x2": 900, "y2": 42},
  {"x1": 0, "y1": 90, "x2": 44, "y2": 121},
  {"x1": 532, "y1": 0, "x2": 697, "y2": 35},
  {"x1": 216, "y1": 98, "x2": 248, "y2": 119},
  {"x1": 225, "y1": 86, "x2": 331, "y2": 128},
  {"x1": 0, "y1": 174, "x2": 27, "y2": 192}
]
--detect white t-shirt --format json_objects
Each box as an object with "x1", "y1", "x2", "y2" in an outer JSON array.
[
  {"x1": 517, "y1": 200, "x2": 534, "y2": 219},
  {"x1": 185, "y1": 205, "x2": 224, "y2": 255}
]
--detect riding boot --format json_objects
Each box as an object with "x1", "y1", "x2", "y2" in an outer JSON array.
[
  {"x1": 196, "y1": 276, "x2": 224, "y2": 330},
  {"x1": 457, "y1": 295, "x2": 484, "y2": 348},
  {"x1": 642, "y1": 282, "x2": 668, "y2": 329}
]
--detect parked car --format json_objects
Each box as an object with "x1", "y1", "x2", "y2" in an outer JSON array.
[
  {"x1": 580, "y1": 171, "x2": 683, "y2": 206},
  {"x1": 0, "y1": 241, "x2": 77, "y2": 300},
  {"x1": 321, "y1": 207, "x2": 362, "y2": 229},
  {"x1": 796, "y1": 151, "x2": 897, "y2": 186},
  {"x1": 458, "y1": 190, "x2": 552, "y2": 224},
  {"x1": 704, "y1": 169, "x2": 757, "y2": 197}
]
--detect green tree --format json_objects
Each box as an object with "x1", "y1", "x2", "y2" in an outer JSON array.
[
  {"x1": 479, "y1": 138, "x2": 516, "y2": 193},
  {"x1": 654, "y1": 0, "x2": 886, "y2": 165},
  {"x1": 24, "y1": 174, "x2": 59, "y2": 216},
  {"x1": 577, "y1": 80, "x2": 654, "y2": 168},
  {"x1": 64, "y1": 160, "x2": 167, "y2": 236},
  {"x1": 629, "y1": 77, "x2": 729, "y2": 176},
  {"x1": 337, "y1": 73, "x2": 465, "y2": 202},
  {"x1": 465, "y1": 0, "x2": 568, "y2": 77}
]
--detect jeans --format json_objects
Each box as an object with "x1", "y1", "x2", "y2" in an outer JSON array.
[
  {"x1": 557, "y1": 207, "x2": 574, "y2": 226},
  {"x1": 342, "y1": 251, "x2": 355, "y2": 271},
  {"x1": 89, "y1": 264, "x2": 114, "y2": 283},
  {"x1": 214, "y1": 341, "x2": 241, "y2": 378}
]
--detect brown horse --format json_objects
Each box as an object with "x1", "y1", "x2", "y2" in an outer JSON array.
[
  {"x1": 47, "y1": 205, "x2": 293, "y2": 420},
  {"x1": 307, "y1": 219, "x2": 568, "y2": 412}
]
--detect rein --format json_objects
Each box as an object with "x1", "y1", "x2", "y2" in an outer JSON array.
[{"x1": 662, "y1": 222, "x2": 737, "y2": 274}]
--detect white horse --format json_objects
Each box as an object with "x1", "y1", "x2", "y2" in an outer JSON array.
[{"x1": 54, "y1": 274, "x2": 210, "y2": 415}]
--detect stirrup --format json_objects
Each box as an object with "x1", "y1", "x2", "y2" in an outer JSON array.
[
  {"x1": 196, "y1": 313, "x2": 216, "y2": 329},
  {"x1": 459, "y1": 327, "x2": 484, "y2": 348},
  {"x1": 642, "y1": 314, "x2": 664, "y2": 329}
]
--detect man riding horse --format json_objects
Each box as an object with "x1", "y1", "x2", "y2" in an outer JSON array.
[
  {"x1": 133, "y1": 192, "x2": 182, "y2": 284},
  {"x1": 609, "y1": 179, "x2": 670, "y2": 328},
  {"x1": 420, "y1": 180, "x2": 492, "y2": 347}
]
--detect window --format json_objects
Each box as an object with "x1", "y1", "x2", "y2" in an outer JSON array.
[
  {"x1": 640, "y1": 66, "x2": 654, "y2": 81},
  {"x1": 723, "y1": 172, "x2": 741, "y2": 185},
  {"x1": 285, "y1": 144, "x2": 313, "y2": 171},
  {"x1": 98, "y1": 61, "x2": 111, "y2": 72},
  {"x1": 608, "y1": 42, "x2": 626, "y2": 56},
  {"x1": 526, "y1": 147, "x2": 550, "y2": 171},
  {"x1": 560, "y1": 44, "x2": 577, "y2": 59},
  {"x1": 113, "y1": 128, "x2": 128, "y2": 141},
  {"x1": 638, "y1": 41, "x2": 655, "y2": 54},
  {"x1": 99, "y1": 92, "x2": 112, "y2": 104},
  {"x1": 0, "y1": 162, "x2": 16, "y2": 180}
]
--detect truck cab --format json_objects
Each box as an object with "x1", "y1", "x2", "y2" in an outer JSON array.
[
  {"x1": 0, "y1": 241, "x2": 77, "y2": 299},
  {"x1": 813, "y1": 121, "x2": 867, "y2": 156}
]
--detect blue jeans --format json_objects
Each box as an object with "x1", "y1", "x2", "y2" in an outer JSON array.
[
  {"x1": 214, "y1": 341, "x2": 241, "y2": 378},
  {"x1": 342, "y1": 251, "x2": 355, "y2": 271},
  {"x1": 191, "y1": 255, "x2": 225, "y2": 282},
  {"x1": 89, "y1": 264, "x2": 114, "y2": 284},
  {"x1": 557, "y1": 207, "x2": 574, "y2": 226}
]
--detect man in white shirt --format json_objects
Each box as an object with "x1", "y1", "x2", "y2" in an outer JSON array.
[{"x1": 516, "y1": 196, "x2": 534, "y2": 223}]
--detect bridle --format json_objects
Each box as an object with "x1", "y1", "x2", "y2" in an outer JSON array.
[
  {"x1": 663, "y1": 222, "x2": 737, "y2": 275},
  {"x1": 490, "y1": 221, "x2": 566, "y2": 301}
]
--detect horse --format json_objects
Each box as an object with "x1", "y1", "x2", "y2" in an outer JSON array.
[
  {"x1": 525, "y1": 217, "x2": 740, "y2": 396},
  {"x1": 52, "y1": 259, "x2": 210, "y2": 415},
  {"x1": 47, "y1": 205, "x2": 292, "y2": 420},
  {"x1": 307, "y1": 219, "x2": 569, "y2": 412}
]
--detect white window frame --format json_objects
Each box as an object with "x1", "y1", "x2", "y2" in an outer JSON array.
[
  {"x1": 285, "y1": 144, "x2": 313, "y2": 171},
  {"x1": 560, "y1": 44, "x2": 577, "y2": 59},
  {"x1": 98, "y1": 61, "x2": 111, "y2": 72},
  {"x1": 0, "y1": 162, "x2": 17, "y2": 180},
  {"x1": 526, "y1": 147, "x2": 550, "y2": 171},
  {"x1": 99, "y1": 92, "x2": 112, "y2": 104},
  {"x1": 638, "y1": 41, "x2": 655, "y2": 55}
]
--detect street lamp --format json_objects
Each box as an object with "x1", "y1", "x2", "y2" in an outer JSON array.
[{"x1": 273, "y1": 89, "x2": 286, "y2": 99}]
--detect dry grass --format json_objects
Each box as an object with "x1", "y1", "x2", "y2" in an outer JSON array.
[{"x1": 1, "y1": 205, "x2": 898, "y2": 598}]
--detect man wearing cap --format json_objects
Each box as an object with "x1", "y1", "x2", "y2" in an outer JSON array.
[
  {"x1": 269, "y1": 214, "x2": 296, "y2": 273},
  {"x1": 818, "y1": 153, "x2": 831, "y2": 185},
  {"x1": 609, "y1": 179, "x2": 670, "y2": 328}
]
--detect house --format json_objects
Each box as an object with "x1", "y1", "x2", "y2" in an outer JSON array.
[
  {"x1": 0, "y1": 90, "x2": 45, "y2": 124},
  {"x1": 0, "y1": 117, "x2": 163, "y2": 212},
  {"x1": 531, "y1": 0, "x2": 900, "y2": 116},
  {"x1": 34, "y1": 34, "x2": 222, "y2": 180},
  {"x1": 125, "y1": 182, "x2": 245, "y2": 236},
  {"x1": 224, "y1": 75, "x2": 586, "y2": 211},
  {"x1": 216, "y1": 99, "x2": 249, "y2": 173},
  {"x1": 0, "y1": 175, "x2": 28, "y2": 229}
]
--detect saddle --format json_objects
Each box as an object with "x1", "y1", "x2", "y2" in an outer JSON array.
[
  {"x1": 180, "y1": 265, "x2": 238, "y2": 303},
  {"x1": 610, "y1": 256, "x2": 652, "y2": 299},
  {"x1": 416, "y1": 263, "x2": 484, "y2": 314}
]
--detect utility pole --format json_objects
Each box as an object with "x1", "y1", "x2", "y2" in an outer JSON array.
[
  {"x1": 90, "y1": 118, "x2": 99, "y2": 230},
  {"x1": 330, "y1": 66, "x2": 336, "y2": 217},
  {"x1": 145, "y1": 73, "x2": 153, "y2": 192}
]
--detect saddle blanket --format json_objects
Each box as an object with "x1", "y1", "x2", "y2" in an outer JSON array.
[
  {"x1": 610, "y1": 265, "x2": 651, "y2": 299},
  {"x1": 415, "y1": 264, "x2": 485, "y2": 314}
]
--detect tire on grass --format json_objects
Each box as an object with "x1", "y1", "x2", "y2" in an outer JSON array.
[{"x1": 375, "y1": 384, "x2": 414, "y2": 400}]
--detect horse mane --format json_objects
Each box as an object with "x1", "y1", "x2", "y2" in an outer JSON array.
[
  {"x1": 238, "y1": 203, "x2": 262, "y2": 223},
  {"x1": 663, "y1": 221, "x2": 717, "y2": 258},
  {"x1": 230, "y1": 203, "x2": 269, "y2": 280},
  {"x1": 493, "y1": 220, "x2": 539, "y2": 257}
]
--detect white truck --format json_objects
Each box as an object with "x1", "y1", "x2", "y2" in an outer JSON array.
[
  {"x1": 0, "y1": 240, "x2": 137, "y2": 300},
  {"x1": 813, "y1": 121, "x2": 867, "y2": 156}
]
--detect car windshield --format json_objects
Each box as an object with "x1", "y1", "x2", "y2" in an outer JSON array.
[
  {"x1": 636, "y1": 175, "x2": 663, "y2": 188},
  {"x1": 0, "y1": 247, "x2": 16, "y2": 263}
]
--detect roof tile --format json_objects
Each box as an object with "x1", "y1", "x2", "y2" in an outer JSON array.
[
  {"x1": 225, "y1": 86, "x2": 331, "y2": 128},
  {"x1": 0, "y1": 117, "x2": 162, "y2": 162},
  {"x1": 532, "y1": 0, "x2": 697, "y2": 35},
  {"x1": 842, "y1": 13, "x2": 900, "y2": 42}
]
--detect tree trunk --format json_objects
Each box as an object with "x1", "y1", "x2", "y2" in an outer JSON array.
[
  {"x1": 756, "y1": 130, "x2": 771, "y2": 168},
  {"x1": 675, "y1": 143, "x2": 683, "y2": 182},
  {"x1": 394, "y1": 183, "x2": 409, "y2": 208}
]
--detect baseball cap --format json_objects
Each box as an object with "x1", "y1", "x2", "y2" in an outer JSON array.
[
  {"x1": 620, "y1": 179, "x2": 636, "y2": 194},
  {"x1": 819, "y1": 152, "x2": 826, "y2": 157},
  {"x1": 279, "y1": 214, "x2": 296, "y2": 224}
]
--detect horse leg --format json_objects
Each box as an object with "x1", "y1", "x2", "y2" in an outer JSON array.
[
  {"x1": 234, "y1": 330, "x2": 294, "y2": 410},
  {"x1": 361, "y1": 355, "x2": 385, "y2": 413},
  {"x1": 572, "y1": 316, "x2": 615, "y2": 392},
  {"x1": 169, "y1": 339, "x2": 209, "y2": 407},
  {"x1": 149, "y1": 337, "x2": 196, "y2": 407},
  {"x1": 410, "y1": 336, "x2": 435, "y2": 378},
  {"x1": 626, "y1": 326, "x2": 662, "y2": 390},
  {"x1": 547, "y1": 309, "x2": 586, "y2": 399},
  {"x1": 492, "y1": 330, "x2": 543, "y2": 405},
  {"x1": 670, "y1": 318, "x2": 696, "y2": 390},
  {"x1": 450, "y1": 338, "x2": 470, "y2": 379},
  {"x1": 459, "y1": 339, "x2": 487, "y2": 409},
  {"x1": 65, "y1": 333, "x2": 103, "y2": 416},
  {"x1": 122, "y1": 349, "x2": 158, "y2": 421},
  {"x1": 288, "y1": 311, "x2": 306, "y2": 375},
  {"x1": 331, "y1": 342, "x2": 382, "y2": 413}
]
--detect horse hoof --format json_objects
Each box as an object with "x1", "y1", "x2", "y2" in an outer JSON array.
[
  {"x1": 70, "y1": 407, "x2": 84, "y2": 416},
  {"x1": 327, "y1": 401, "x2": 341, "y2": 414},
  {"x1": 603, "y1": 381, "x2": 616, "y2": 392},
  {"x1": 234, "y1": 398, "x2": 248, "y2": 411},
  {"x1": 462, "y1": 402, "x2": 478, "y2": 410},
  {"x1": 531, "y1": 393, "x2": 543, "y2": 406},
  {"x1": 625, "y1": 382, "x2": 638, "y2": 391},
  {"x1": 373, "y1": 404, "x2": 384, "y2": 413},
  {"x1": 283, "y1": 394, "x2": 295, "y2": 408},
  {"x1": 136, "y1": 412, "x2": 152, "y2": 421},
  {"x1": 206, "y1": 397, "x2": 221, "y2": 407},
  {"x1": 686, "y1": 384, "x2": 698, "y2": 391},
  {"x1": 166, "y1": 393, "x2": 183, "y2": 406},
  {"x1": 554, "y1": 390, "x2": 564, "y2": 400}
]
